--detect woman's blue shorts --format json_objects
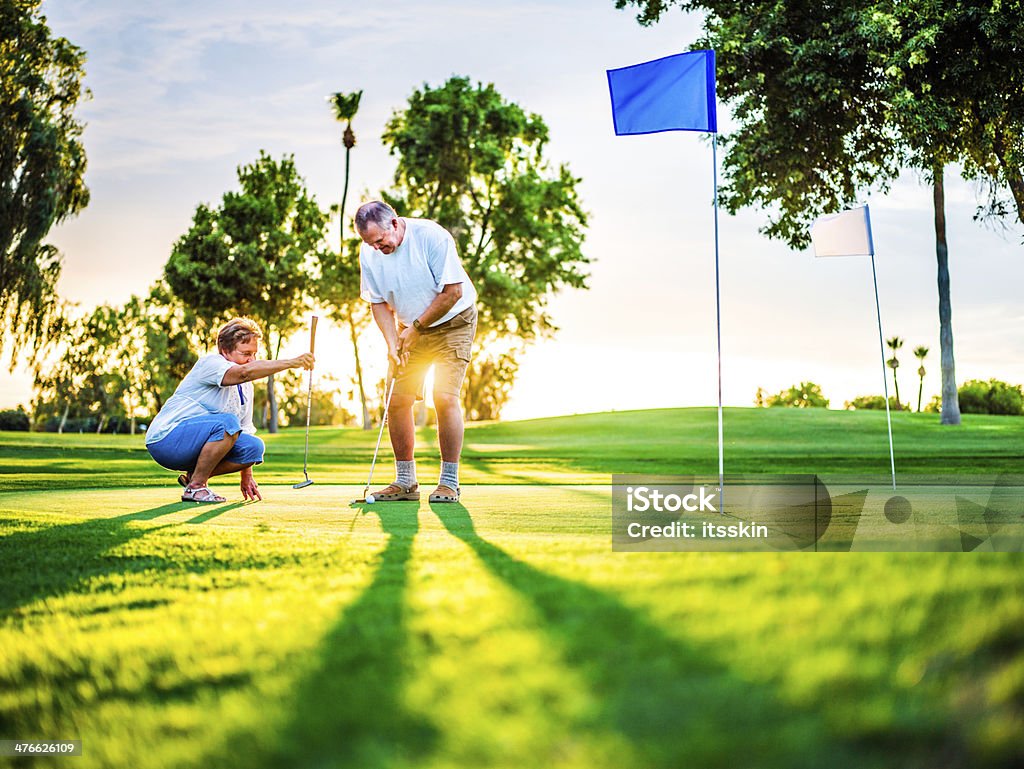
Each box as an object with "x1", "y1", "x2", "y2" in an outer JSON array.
[{"x1": 146, "y1": 413, "x2": 264, "y2": 472}]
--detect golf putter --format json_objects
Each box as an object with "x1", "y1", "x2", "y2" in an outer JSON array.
[
  {"x1": 354, "y1": 361, "x2": 398, "y2": 503},
  {"x1": 292, "y1": 315, "x2": 318, "y2": 489}
]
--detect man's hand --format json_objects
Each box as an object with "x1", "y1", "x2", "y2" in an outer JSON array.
[
  {"x1": 292, "y1": 352, "x2": 315, "y2": 370},
  {"x1": 388, "y1": 340, "x2": 410, "y2": 368},
  {"x1": 397, "y1": 326, "x2": 420, "y2": 360},
  {"x1": 240, "y1": 468, "x2": 262, "y2": 502}
]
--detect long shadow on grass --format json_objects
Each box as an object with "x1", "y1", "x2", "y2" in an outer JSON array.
[
  {"x1": 0, "y1": 502, "x2": 243, "y2": 616},
  {"x1": 231, "y1": 503, "x2": 437, "y2": 769},
  {"x1": 433, "y1": 502, "x2": 893, "y2": 769}
]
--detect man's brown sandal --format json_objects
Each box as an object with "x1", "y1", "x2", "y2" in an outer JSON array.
[
  {"x1": 428, "y1": 485, "x2": 460, "y2": 503},
  {"x1": 370, "y1": 482, "x2": 420, "y2": 501}
]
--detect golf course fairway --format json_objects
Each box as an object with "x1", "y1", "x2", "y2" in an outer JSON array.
[{"x1": 1, "y1": 408, "x2": 1022, "y2": 768}]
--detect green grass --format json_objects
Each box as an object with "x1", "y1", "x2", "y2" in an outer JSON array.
[
  {"x1": 1, "y1": 408, "x2": 1023, "y2": 768},
  {"x1": 2, "y1": 407, "x2": 1022, "y2": 491}
]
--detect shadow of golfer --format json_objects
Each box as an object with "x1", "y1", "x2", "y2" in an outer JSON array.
[
  {"x1": 235, "y1": 503, "x2": 437, "y2": 769},
  {"x1": 184, "y1": 501, "x2": 246, "y2": 524},
  {"x1": 431, "y1": 501, "x2": 878, "y2": 769},
  {"x1": 0, "y1": 503, "x2": 188, "y2": 616}
]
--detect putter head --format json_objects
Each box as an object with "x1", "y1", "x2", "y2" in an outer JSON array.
[{"x1": 292, "y1": 479, "x2": 314, "y2": 489}]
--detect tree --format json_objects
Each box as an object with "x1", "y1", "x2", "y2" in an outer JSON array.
[
  {"x1": 164, "y1": 152, "x2": 329, "y2": 432},
  {"x1": 274, "y1": 370, "x2": 356, "y2": 427},
  {"x1": 885, "y1": 336, "x2": 903, "y2": 409},
  {"x1": 329, "y1": 90, "x2": 363, "y2": 247},
  {"x1": 913, "y1": 345, "x2": 929, "y2": 412},
  {"x1": 32, "y1": 305, "x2": 128, "y2": 433},
  {"x1": 887, "y1": 5, "x2": 1024, "y2": 229},
  {"x1": 845, "y1": 394, "x2": 904, "y2": 411},
  {"x1": 0, "y1": 0, "x2": 90, "y2": 365},
  {"x1": 317, "y1": 237, "x2": 373, "y2": 428},
  {"x1": 381, "y1": 76, "x2": 590, "y2": 418},
  {"x1": 32, "y1": 310, "x2": 89, "y2": 433},
  {"x1": 0, "y1": 407, "x2": 30, "y2": 431},
  {"x1": 764, "y1": 381, "x2": 829, "y2": 408},
  {"x1": 135, "y1": 282, "x2": 206, "y2": 412},
  {"x1": 320, "y1": 89, "x2": 374, "y2": 429},
  {"x1": 30, "y1": 287, "x2": 208, "y2": 434},
  {"x1": 957, "y1": 379, "x2": 1024, "y2": 416},
  {"x1": 461, "y1": 346, "x2": 520, "y2": 422},
  {"x1": 611, "y1": 0, "x2": 1024, "y2": 426}
]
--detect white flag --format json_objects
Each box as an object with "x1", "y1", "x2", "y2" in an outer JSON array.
[{"x1": 810, "y1": 204, "x2": 874, "y2": 257}]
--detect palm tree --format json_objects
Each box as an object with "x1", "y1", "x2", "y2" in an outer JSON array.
[
  {"x1": 327, "y1": 90, "x2": 373, "y2": 429},
  {"x1": 886, "y1": 336, "x2": 903, "y2": 409},
  {"x1": 329, "y1": 90, "x2": 362, "y2": 246},
  {"x1": 914, "y1": 345, "x2": 929, "y2": 412}
]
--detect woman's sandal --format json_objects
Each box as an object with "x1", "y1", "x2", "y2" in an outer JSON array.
[
  {"x1": 181, "y1": 486, "x2": 226, "y2": 504},
  {"x1": 370, "y1": 482, "x2": 420, "y2": 501},
  {"x1": 428, "y1": 485, "x2": 460, "y2": 503}
]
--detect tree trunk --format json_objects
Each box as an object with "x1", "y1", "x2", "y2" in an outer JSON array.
[
  {"x1": 268, "y1": 331, "x2": 281, "y2": 433},
  {"x1": 933, "y1": 164, "x2": 961, "y2": 425},
  {"x1": 992, "y1": 124, "x2": 1024, "y2": 226},
  {"x1": 341, "y1": 144, "x2": 352, "y2": 250},
  {"x1": 267, "y1": 375, "x2": 278, "y2": 433},
  {"x1": 58, "y1": 402, "x2": 69, "y2": 434},
  {"x1": 348, "y1": 315, "x2": 371, "y2": 430},
  {"x1": 1000, "y1": 160, "x2": 1024, "y2": 225},
  {"x1": 96, "y1": 413, "x2": 107, "y2": 434}
]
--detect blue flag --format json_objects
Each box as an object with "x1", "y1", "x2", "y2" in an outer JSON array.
[{"x1": 607, "y1": 49, "x2": 717, "y2": 135}]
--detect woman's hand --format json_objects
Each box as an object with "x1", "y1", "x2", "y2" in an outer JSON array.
[{"x1": 240, "y1": 467, "x2": 262, "y2": 502}]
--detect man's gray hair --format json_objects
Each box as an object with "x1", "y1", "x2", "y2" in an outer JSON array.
[{"x1": 354, "y1": 200, "x2": 397, "y2": 233}]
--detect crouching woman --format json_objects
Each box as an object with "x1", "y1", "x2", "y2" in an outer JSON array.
[{"x1": 145, "y1": 317, "x2": 314, "y2": 503}]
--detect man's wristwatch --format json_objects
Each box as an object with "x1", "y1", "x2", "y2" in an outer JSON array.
[{"x1": 412, "y1": 319, "x2": 425, "y2": 333}]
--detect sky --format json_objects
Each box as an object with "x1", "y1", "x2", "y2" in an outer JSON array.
[{"x1": 2, "y1": 0, "x2": 1022, "y2": 421}]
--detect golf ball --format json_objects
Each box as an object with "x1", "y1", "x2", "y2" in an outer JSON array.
[{"x1": 365, "y1": 494, "x2": 375, "y2": 504}]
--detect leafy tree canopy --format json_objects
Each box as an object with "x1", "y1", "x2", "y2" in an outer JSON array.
[
  {"x1": 613, "y1": 0, "x2": 1024, "y2": 242},
  {"x1": 382, "y1": 76, "x2": 590, "y2": 342},
  {"x1": 0, "y1": 0, "x2": 89, "y2": 364},
  {"x1": 164, "y1": 151, "x2": 329, "y2": 431},
  {"x1": 165, "y1": 151, "x2": 328, "y2": 351}
]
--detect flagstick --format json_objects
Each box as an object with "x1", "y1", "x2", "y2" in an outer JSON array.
[
  {"x1": 869, "y1": 253, "x2": 897, "y2": 490},
  {"x1": 712, "y1": 133, "x2": 725, "y2": 504}
]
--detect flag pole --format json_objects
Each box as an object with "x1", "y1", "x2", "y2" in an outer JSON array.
[
  {"x1": 712, "y1": 133, "x2": 724, "y2": 500},
  {"x1": 869, "y1": 253, "x2": 897, "y2": 490}
]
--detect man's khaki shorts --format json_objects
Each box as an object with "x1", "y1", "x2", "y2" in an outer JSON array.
[{"x1": 395, "y1": 305, "x2": 477, "y2": 399}]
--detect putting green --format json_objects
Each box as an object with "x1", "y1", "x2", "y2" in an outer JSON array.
[{"x1": 3, "y1": 409, "x2": 1024, "y2": 768}]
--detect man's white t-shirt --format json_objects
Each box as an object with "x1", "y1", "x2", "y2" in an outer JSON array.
[
  {"x1": 145, "y1": 353, "x2": 256, "y2": 445},
  {"x1": 359, "y1": 218, "x2": 477, "y2": 326}
]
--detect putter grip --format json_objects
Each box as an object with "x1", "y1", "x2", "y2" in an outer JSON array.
[{"x1": 309, "y1": 315, "x2": 318, "y2": 354}]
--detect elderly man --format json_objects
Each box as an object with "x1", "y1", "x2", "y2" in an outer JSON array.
[
  {"x1": 355, "y1": 200, "x2": 478, "y2": 503},
  {"x1": 145, "y1": 317, "x2": 314, "y2": 503}
]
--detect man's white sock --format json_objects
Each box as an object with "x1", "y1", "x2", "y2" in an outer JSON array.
[
  {"x1": 396, "y1": 459, "x2": 417, "y2": 489},
  {"x1": 439, "y1": 461, "x2": 459, "y2": 490}
]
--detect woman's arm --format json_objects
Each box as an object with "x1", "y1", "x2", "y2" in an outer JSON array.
[{"x1": 221, "y1": 353, "x2": 314, "y2": 386}]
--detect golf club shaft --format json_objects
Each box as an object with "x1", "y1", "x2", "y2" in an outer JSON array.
[
  {"x1": 301, "y1": 316, "x2": 318, "y2": 478},
  {"x1": 365, "y1": 372, "x2": 396, "y2": 494},
  {"x1": 302, "y1": 374, "x2": 313, "y2": 477}
]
